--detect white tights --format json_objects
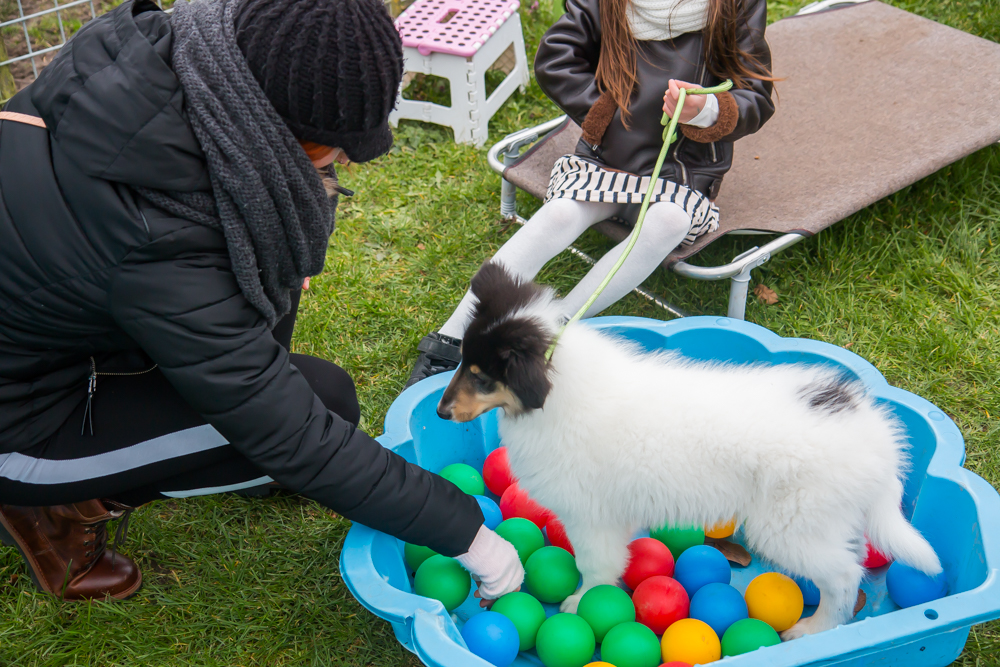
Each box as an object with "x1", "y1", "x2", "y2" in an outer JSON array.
[{"x1": 438, "y1": 198, "x2": 691, "y2": 339}]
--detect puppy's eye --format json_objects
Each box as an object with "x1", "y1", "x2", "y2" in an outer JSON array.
[{"x1": 473, "y1": 373, "x2": 493, "y2": 390}]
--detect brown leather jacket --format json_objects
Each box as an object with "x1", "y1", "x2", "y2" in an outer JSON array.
[{"x1": 534, "y1": 0, "x2": 774, "y2": 199}]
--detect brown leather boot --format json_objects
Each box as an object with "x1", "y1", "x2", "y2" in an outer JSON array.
[{"x1": 0, "y1": 499, "x2": 142, "y2": 600}]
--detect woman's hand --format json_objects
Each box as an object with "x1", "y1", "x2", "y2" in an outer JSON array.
[
  {"x1": 455, "y1": 525, "x2": 525, "y2": 606},
  {"x1": 330, "y1": 147, "x2": 350, "y2": 166},
  {"x1": 663, "y1": 79, "x2": 707, "y2": 123},
  {"x1": 475, "y1": 585, "x2": 522, "y2": 609}
]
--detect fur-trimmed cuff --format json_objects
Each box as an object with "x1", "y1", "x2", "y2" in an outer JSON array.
[
  {"x1": 680, "y1": 91, "x2": 738, "y2": 143},
  {"x1": 580, "y1": 92, "x2": 618, "y2": 147}
]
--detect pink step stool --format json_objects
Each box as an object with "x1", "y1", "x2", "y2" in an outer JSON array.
[{"x1": 391, "y1": 0, "x2": 529, "y2": 146}]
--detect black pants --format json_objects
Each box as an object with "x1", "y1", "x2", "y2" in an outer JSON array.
[{"x1": 0, "y1": 291, "x2": 359, "y2": 507}]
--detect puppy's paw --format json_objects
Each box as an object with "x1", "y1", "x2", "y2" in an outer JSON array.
[
  {"x1": 781, "y1": 617, "x2": 818, "y2": 641},
  {"x1": 560, "y1": 593, "x2": 583, "y2": 614}
]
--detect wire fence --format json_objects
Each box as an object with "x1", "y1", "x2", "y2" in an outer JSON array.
[
  {"x1": 0, "y1": 0, "x2": 171, "y2": 101},
  {"x1": 0, "y1": 0, "x2": 407, "y2": 103},
  {"x1": 1, "y1": 0, "x2": 99, "y2": 79}
]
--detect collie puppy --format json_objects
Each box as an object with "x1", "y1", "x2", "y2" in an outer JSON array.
[{"x1": 437, "y1": 262, "x2": 942, "y2": 639}]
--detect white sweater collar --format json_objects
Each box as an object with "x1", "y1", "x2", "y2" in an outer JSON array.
[{"x1": 626, "y1": 0, "x2": 710, "y2": 41}]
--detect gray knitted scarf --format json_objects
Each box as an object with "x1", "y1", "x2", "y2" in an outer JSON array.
[{"x1": 137, "y1": 0, "x2": 336, "y2": 328}]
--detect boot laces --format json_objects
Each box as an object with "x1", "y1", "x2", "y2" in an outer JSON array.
[{"x1": 81, "y1": 503, "x2": 134, "y2": 571}]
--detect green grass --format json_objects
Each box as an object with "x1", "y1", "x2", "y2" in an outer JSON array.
[{"x1": 2, "y1": 0, "x2": 999, "y2": 664}]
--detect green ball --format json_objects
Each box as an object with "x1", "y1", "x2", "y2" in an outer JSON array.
[
  {"x1": 600, "y1": 621, "x2": 661, "y2": 667},
  {"x1": 535, "y1": 613, "x2": 596, "y2": 667},
  {"x1": 577, "y1": 585, "x2": 636, "y2": 642},
  {"x1": 721, "y1": 617, "x2": 782, "y2": 657},
  {"x1": 492, "y1": 591, "x2": 547, "y2": 651},
  {"x1": 495, "y1": 518, "x2": 545, "y2": 564},
  {"x1": 413, "y1": 555, "x2": 471, "y2": 611},
  {"x1": 404, "y1": 543, "x2": 437, "y2": 573},
  {"x1": 525, "y1": 546, "x2": 580, "y2": 604},
  {"x1": 439, "y1": 463, "x2": 485, "y2": 495},
  {"x1": 650, "y1": 523, "x2": 705, "y2": 559}
]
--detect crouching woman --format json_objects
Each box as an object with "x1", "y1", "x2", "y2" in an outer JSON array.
[{"x1": 0, "y1": 0, "x2": 520, "y2": 601}]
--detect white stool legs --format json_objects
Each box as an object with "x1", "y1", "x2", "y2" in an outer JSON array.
[{"x1": 390, "y1": 12, "x2": 529, "y2": 146}]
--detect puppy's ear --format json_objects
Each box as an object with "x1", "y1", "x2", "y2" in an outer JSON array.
[
  {"x1": 495, "y1": 320, "x2": 552, "y2": 411},
  {"x1": 470, "y1": 261, "x2": 545, "y2": 324},
  {"x1": 470, "y1": 261, "x2": 518, "y2": 303},
  {"x1": 503, "y1": 348, "x2": 551, "y2": 410}
]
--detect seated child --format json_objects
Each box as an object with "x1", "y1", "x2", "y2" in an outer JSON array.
[{"x1": 408, "y1": 0, "x2": 775, "y2": 386}]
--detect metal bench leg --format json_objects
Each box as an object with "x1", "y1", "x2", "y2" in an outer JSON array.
[
  {"x1": 499, "y1": 138, "x2": 538, "y2": 218},
  {"x1": 726, "y1": 246, "x2": 772, "y2": 320},
  {"x1": 500, "y1": 177, "x2": 517, "y2": 218},
  {"x1": 728, "y1": 267, "x2": 753, "y2": 320}
]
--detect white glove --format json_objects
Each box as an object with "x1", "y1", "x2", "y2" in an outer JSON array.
[{"x1": 455, "y1": 524, "x2": 524, "y2": 600}]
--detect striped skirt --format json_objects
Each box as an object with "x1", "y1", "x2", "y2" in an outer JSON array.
[{"x1": 544, "y1": 154, "x2": 720, "y2": 246}]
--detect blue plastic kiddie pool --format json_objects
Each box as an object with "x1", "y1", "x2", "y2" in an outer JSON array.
[{"x1": 340, "y1": 316, "x2": 1000, "y2": 667}]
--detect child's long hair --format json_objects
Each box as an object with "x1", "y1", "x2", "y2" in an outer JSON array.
[{"x1": 595, "y1": 0, "x2": 777, "y2": 124}]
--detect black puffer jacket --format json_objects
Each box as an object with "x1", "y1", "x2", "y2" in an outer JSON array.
[
  {"x1": 535, "y1": 0, "x2": 774, "y2": 199},
  {"x1": 0, "y1": 1, "x2": 481, "y2": 556}
]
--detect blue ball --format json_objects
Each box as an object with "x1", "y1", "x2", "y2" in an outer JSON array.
[
  {"x1": 673, "y1": 544, "x2": 732, "y2": 597},
  {"x1": 689, "y1": 582, "x2": 748, "y2": 637},
  {"x1": 461, "y1": 611, "x2": 520, "y2": 667},
  {"x1": 793, "y1": 576, "x2": 821, "y2": 606},
  {"x1": 886, "y1": 561, "x2": 947, "y2": 609},
  {"x1": 475, "y1": 495, "x2": 503, "y2": 530}
]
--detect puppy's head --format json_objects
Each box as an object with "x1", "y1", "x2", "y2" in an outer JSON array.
[{"x1": 437, "y1": 262, "x2": 557, "y2": 422}]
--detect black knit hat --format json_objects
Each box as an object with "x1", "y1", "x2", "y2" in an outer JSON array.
[{"x1": 234, "y1": 0, "x2": 403, "y2": 163}]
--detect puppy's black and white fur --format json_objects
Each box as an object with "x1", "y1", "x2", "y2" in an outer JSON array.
[{"x1": 439, "y1": 261, "x2": 940, "y2": 639}]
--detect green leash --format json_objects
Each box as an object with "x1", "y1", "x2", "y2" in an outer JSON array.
[{"x1": 544, "y1": 79, "x2": 734, "y2": 361}]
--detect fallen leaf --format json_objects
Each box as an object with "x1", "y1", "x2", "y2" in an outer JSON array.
[
  {"x1": 854, "y1": 589, "x2": 866, "y2": 615},
  {"x1": 754, "y1": 155, "x2": 760, "y2": 160},
  {"x1": 754, "y1": 284, "x2": 779, "y2": 305},
  {"x1": 416, "y1": 243, "x2": 426, "y2": 250},
  {"x1": 845, "y1": 342, "x2": 854, "y2": 348},
  {"x1": 706, "y1": 537, "x2": 752, "y2": 567}
]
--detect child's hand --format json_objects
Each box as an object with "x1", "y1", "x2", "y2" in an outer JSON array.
[{"x1": 663, "y1": 79, "x2": 707, "y2": 123}]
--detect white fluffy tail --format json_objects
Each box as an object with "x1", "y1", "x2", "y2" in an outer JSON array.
[{"x1": 867, "y1": 482, "x2": 942, "y2": 575}]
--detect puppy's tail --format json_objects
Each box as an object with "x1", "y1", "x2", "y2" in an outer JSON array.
[{"x1": 866, "y1": 481, "x2": 942, "y2": 575}]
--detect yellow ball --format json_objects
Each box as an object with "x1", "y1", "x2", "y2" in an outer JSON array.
[
  {"x1": 583, "y1": 664, "x2": 616, "y2": 667},
  {"x1": 705, "y1": 517, "x2": 737, "y2": 539},
  {"x1": 661, "y1": 618, "x2": 721, "y2": 664},
  {"x1": 744, "y1": 572, "x2": 804, "y2": 632}
]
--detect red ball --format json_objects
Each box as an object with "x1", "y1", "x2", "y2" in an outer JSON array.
[
  {"x1": 499, "y1": 483, "x2": 553, "y2": 528},
  {"x1": 483, "y1": 447, "x2": 515, "y2": 496},
  {"x1": 623, "y1": 537, "x2": 675, "y2": 591},
  {"x1": 662, "y1": 663, "x2": 693, "y2": 667},
  {"x1": 863, "y1": 541, "x2": 891, "y2": 568},
  {"x1": 633, "y1": 575, "x2": 689, "y2": 635},
  {"x1": 545, "y1": 517, "x2": 574, "y2": 555}
]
